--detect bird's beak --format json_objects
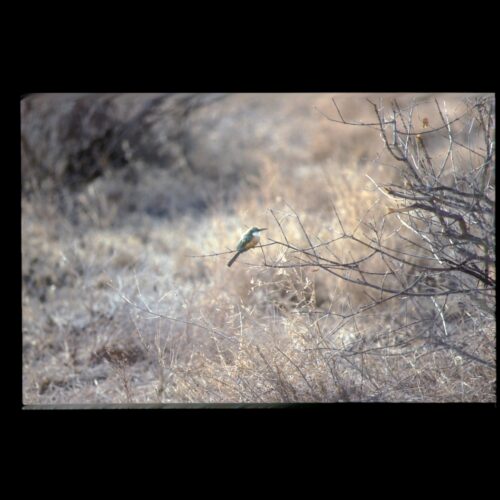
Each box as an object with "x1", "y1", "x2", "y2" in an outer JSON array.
[{"x1": 259, "y1": 228, "x2": 268, "y2": 231}]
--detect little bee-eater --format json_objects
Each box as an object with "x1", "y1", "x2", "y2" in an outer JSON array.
[{"x1": 227, "y1": 227, "x2": 267, "y2": 267}]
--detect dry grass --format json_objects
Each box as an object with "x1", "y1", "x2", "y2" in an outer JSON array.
[{"x1": 22, "y1": 93, "x2": 495, "y2": 404}]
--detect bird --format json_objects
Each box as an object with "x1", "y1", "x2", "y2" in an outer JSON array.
[{"x1": 227, "y1": 226, "x2": 267, "y2": 267}]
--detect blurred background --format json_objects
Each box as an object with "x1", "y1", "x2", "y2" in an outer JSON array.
[{"x1": 21, "y1": 93, "x2": 495, "y2": 404}]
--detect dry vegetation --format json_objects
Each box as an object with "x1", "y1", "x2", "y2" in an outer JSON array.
[{"x1": 22, "y1": 93, "x2": 495, "y2": 404}]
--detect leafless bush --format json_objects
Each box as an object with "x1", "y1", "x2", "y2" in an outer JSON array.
[
  {"x1": 143, "y1": 95, "x2": 495, "y2": 402},
  {"x1": 255, "y1": 96, "x2": 495, "y2": 383}
]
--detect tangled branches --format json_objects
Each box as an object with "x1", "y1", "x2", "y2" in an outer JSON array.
[{"x1": 263, "y1": 96, "x2": 495, "y2": 315}]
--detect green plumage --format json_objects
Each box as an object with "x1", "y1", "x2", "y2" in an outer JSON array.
[
  {"x1": 227, "y1": 226, "x2": 267, "y2": 267},
  {"x1": 237, "y1": 227, "x2": 259, "y2": 252}
]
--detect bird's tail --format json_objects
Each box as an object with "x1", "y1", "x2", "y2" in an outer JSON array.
[{"x1": 227, "y1": 251, "x2": 241, "y2": 267}]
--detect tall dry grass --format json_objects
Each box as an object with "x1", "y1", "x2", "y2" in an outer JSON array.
[{"x1": 22, "y1": 93, "x2": 495, "y2": 404}]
